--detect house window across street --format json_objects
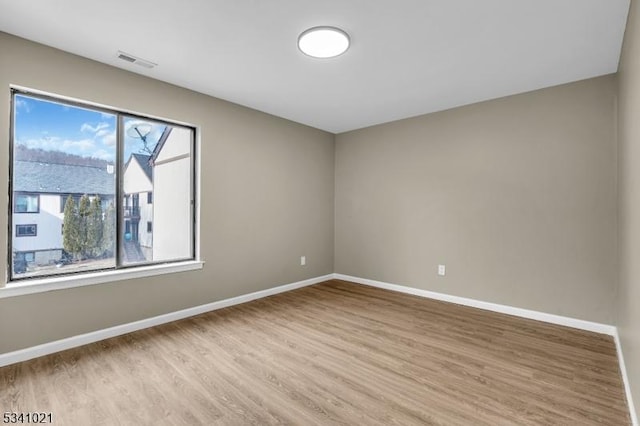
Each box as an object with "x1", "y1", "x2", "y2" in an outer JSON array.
[
  {"x1": 14, "y1": 194, "x2": 39, "y2": 213},
  {"x1": 9, "y1": 90, "x2": 196, "y2": 281},
  {"x1": 15, "y1": 224, "x2": 37, "y2": 237}
]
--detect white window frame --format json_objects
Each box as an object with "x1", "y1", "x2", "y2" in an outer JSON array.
[{"x1": 2, "y1": 86, "x2": 203, "y2": 298}]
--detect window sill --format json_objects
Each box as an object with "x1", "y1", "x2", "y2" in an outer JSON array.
[{"x1": 0, "y1": 260, "x2": 204, "y2": 299}]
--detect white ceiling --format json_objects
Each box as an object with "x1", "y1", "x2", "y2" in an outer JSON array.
[{"x1": 0, "y1": 0, "x2": 631, "y2": 133}]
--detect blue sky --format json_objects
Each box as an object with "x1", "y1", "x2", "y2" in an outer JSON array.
[{"x1": 14, "y1": 95, "x2": 166, "y2": 163}]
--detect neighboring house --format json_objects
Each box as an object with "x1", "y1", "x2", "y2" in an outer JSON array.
[
  {"x1": 123, "y1": 153, "x2": 153, "y2": 261},
  {"x1": 122, "y1": 126, "x2": 193, "y2": 263},
  {"x1": 150, "y1": 126, "x2": 193, "y2": 262},
  {"x1": 12, "y1": 160, "x2": 115, "y2": 266}
]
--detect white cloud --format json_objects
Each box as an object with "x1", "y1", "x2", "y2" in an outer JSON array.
[
  {"x1": 101, "y1": 132, "x2": 116, "y2": 147},
  {"x1": 80, "y1": 122, "x2": 110, "y2": 133},
  {"x1": 92, "y1": 149, "x2": 114, "y2": 161},
  {"x1": 19, "y1": 136, "x2": 61, "y2": 151},
  {"x1": 14, "y1": 98, "x2": 31, "y2": 114},
  {"x1": 19, "y1": 136, "x2": 96, "y2": 152},
  {"x1": 81, "y1": 122, "x2": 116, "y2": 150},
  {"x1": 62, "y1": 139, "x2": 96, "y2": 151}
]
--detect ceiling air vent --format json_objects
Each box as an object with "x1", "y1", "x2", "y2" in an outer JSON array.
[{"x1": 117, "y1": 51, "x2": 157, "y2": 69}]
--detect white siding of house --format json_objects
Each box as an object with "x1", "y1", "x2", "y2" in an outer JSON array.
[
  {"x1": 157, "y1": 127, "x2": 191, "y2": 161},
  {"x1": 153, "y1": 127, "x2": 193, "y2": 262},
  {"x1": 13, "y1": 194, "x2": 63, "y2": 257},
  {"x1": 123, "y1": 157, "x2": 152, "y2": 194},
  {"x1": 123, "y1": 156, "x2": 153, "y2": 255}
]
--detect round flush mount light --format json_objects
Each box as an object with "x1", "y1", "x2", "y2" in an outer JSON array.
[{"x1": 298, "y1": 26, "x2": 350, "y2": 58}]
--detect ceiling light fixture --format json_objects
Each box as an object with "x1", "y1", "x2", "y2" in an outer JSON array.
[{"x1": 298, "y1": 26, "x2": 350, "y2": 59}]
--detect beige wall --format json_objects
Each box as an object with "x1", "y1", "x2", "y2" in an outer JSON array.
[
  {"x1": 0, "y1": 32, "x2": 335, "y2": 353},
  {"x1": 618, "y1": 0, "x2": 640, "y2": 417},
  {"x1": 335, "y1": 76, "x2": 618, "y2": 324}
]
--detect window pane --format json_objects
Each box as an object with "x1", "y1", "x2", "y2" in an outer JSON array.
[
  {"x1": 121, "y1": 117, "x2": 193, "y2": 264},
  {"x1": 16, "y1": 224, "x2": 37, "y2": 237},
  {"x1": 15, "y1": 194, "x2": 39, "y2": 213},
  {"x1": 11, "y1": 94, "x2": 117, "y2": 279}
]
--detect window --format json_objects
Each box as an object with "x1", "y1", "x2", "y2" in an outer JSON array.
[
  {"x1": 16, "y1": 224, "x2": 37, "y2": 237},
  {"x1": 24, "y1": 252, "x2": 35, "y2": 263},
  {"x1": 14, "y1": 194, "x2": 39, "y2": 213},
  {"x1": 9, "y1": 90, "x2": 196, "y2": 281}
]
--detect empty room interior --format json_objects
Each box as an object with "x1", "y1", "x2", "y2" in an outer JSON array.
[{"x1": 1, "y1": 0, "x2": 640, "y2": 424}]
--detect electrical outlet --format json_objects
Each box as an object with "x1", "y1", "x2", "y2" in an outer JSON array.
[
  {"x1": 301, "y1": 256, "x2": 306, "y2": 266},
  {"x1": 438, "y1": 264, "x2": 446, "y2": 276}
]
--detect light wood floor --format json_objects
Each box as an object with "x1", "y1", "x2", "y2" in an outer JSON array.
[{"x1": 0, "y1": 280, "x2": 631, "y2": 425}]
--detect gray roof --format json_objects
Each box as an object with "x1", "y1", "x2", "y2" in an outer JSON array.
[
  {"x1": 13, "y1": 161, "x2": 115, "y2": 195},
  {"x1": 130, "y1": 154, "x2": 152, "y2": 182}
]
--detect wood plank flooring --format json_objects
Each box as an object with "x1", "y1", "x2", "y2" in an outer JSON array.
[{"x1": 0, "y1": 280, "x2": 631, "y2": 425}]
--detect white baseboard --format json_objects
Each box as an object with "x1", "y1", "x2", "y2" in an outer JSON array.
[
  {"x1": 615, "y1": 331, "x2": 639, "y2": 426},
  {"x1": 2, "y1": 271, "x2": 635, "y2": 424},
  {"x1": 0, "y1": 274, "x2": 333, "y2": 368},
  {"x1": 332, "y1": 274, "x2": 616, "y2": 335}
]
